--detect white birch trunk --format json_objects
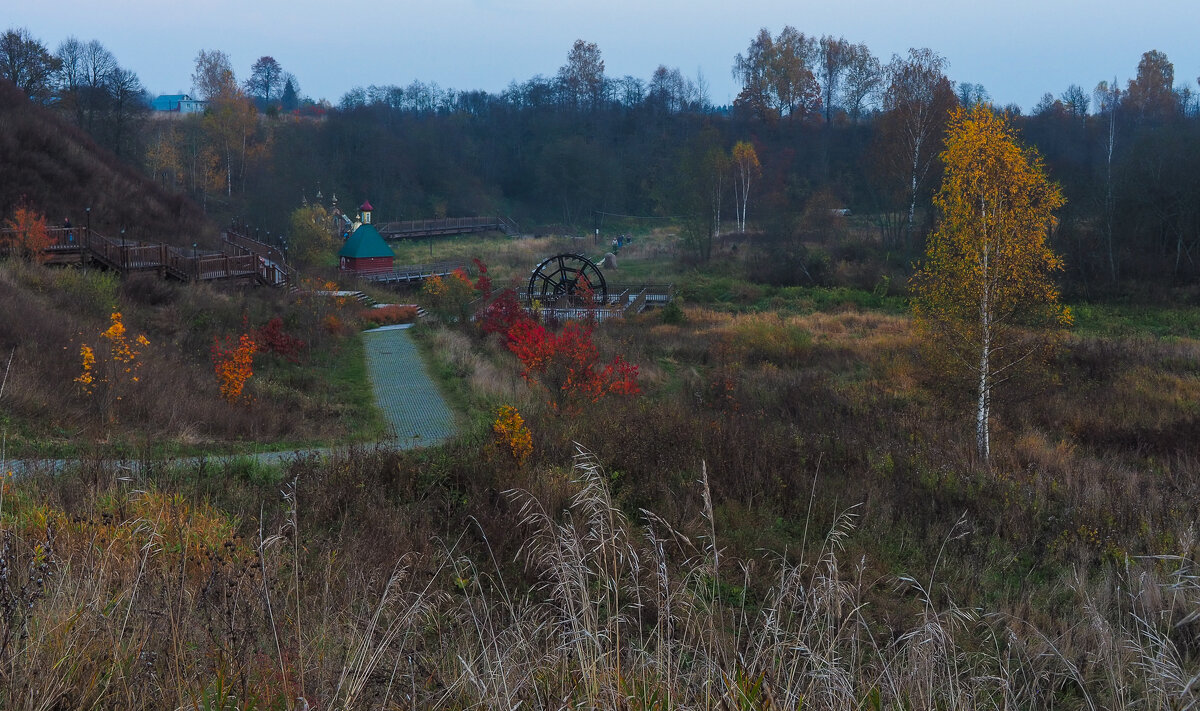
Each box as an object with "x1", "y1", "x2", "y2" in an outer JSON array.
[
  {"x1": 977, "y1": 321, "x2": 991, "y2": 463},
  {"x1": 977, "y1": 219, "x2": 991, "y2": 463},
  {"x1": 907, "y1": 140, "x2": 921, "y2": 240}
]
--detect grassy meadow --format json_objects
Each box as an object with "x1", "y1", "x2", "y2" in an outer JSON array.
[{"x1": 1, "y1": 224, "x2": 1198, "y2": 709}]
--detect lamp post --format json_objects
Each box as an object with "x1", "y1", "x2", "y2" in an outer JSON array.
[
  {"x1": 193, "y1": 243, "x2": 198, "y2": 280},
  {"x1": 120, "y1": 228, "x2": 126, "y2": 269},
  {"x1": 84, "y1": 207, "x2": 91, "y2": 242}
]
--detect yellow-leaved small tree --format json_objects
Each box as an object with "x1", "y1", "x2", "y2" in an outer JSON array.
[
  {"x1": 912, "y1": 105, "x2": 1070, "y2": 463},
  {"x1": 75, "y1": 312, "x2": 150, "y2": 424}
]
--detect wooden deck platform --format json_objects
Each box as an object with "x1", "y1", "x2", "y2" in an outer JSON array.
[
  {"x1": 377, "y1": 216, "x2": 518, "y2": 240},
  {"x1": 2, "y1": 227, "x2": 292, "y2": 287}
]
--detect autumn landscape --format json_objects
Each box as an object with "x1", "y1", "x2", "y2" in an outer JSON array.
[{"x1": 1, "y1": 21, "x2": 1199, "y2": 710}]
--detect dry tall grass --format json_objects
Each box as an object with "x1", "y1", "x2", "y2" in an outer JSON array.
[{"x1": 2, "y1": 449, "x2": 1198, "y2": 709}]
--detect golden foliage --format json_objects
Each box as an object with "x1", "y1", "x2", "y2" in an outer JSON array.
[
  {"x1": 913, "y1": 105, "x2": 1070, "y2": 344},
  {"x1": 493, "y1": 404, "x2": 533, "y2": 466},
  {"x1": 912, "y1": 105, "x2": 1070, "y2": 459},
  {"x1": 75, "y1": 312, "x2": 149, "y2": 407},
  {"x1": 211, "y1": 332, "x2": 257, "y2": 403}
]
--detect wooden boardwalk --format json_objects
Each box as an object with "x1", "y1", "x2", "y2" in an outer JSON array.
[
  {"x1": 5, "y1": 226, "x2": 473, "y2": 290},
  {"x1": 355, "y1": 260, "x2": 469, "y2": 285},
  {"x1": 377, "y1": 216, "x2": 518, "y2": 240},
  {"x1": 519, "y1": 283, "x2": 675, "y2": 322},
  {"x1": 3, "y1": 227, "x2": 292, "y2": 286}
]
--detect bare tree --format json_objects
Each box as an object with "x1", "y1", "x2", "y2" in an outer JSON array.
[
  {"x1": 558, "y1": 39, "x2": 605, "y2": 111},
  {"x1": 648, "y1": 66, "x2": 690, "y2": 113},
  {"x1": 955, "y1": 82, "x2": 990, "y2": 107},
  {"x1": 1060, "y1": 84, "x2": 1089, "y2": 118},
  {"x1": 78, "y1": 40, "x2": 117, "y2": 131},
  {"x1": 0, "y1": 27, "x2": 59, "y2": 103},
  {"x1": 878, "y1": 48, "x2": 957, "y2": 242},
  {"x1": 105, "y1": 67, "x2": 146, "y2": 157},
  {"x1": 840, "y1": 42, "x2": 881, "y2": 123},
  {"x1": 818, "y1": 35, "x2": 850, "y2": 123},
  {"x1": 244, "y1": 55, "x2": 284, "y2": 107},
  {"x1": 1094, "y1": 79, "x2": 1121, "y2": 282},
  {"x1": 54, "y1": 37, "x2": 87, "y2": 123},
  {"x1": 616, "y1": 75, "x2": 644, "y2": 107}
]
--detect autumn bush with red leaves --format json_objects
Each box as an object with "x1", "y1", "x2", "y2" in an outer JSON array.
[
  {"x1": 478, "y1": 288, "x2": 528, "y2": 337},
  {"x1": 507, "y1": 319, "x2": 639, "y2": 410},
  {"x1": 255, "y1": 317, "x2": 307, "y2": 363}
]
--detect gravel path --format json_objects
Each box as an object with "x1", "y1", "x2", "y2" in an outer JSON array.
[{"x1": 362, "y1": 325, "x2": 455, "y2": 448}]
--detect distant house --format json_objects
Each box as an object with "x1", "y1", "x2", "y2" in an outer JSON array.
[
  {"x1": 151, "y1": 94, "x2": 206, "y2": 114},
  {"x1": 338, "y1": 201, "x2": 395, "y2": 274}
]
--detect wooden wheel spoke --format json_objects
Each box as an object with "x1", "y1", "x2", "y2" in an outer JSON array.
[{"x1": 527, "y1": 254, "x2": 609, "y2": 308}]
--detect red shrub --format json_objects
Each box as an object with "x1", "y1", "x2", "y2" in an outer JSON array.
[
  {"x1": 479, "y1": 288, "x2": 530, "y2": 338},
  {"x1": 256, "y1": 317, "x2": 306, "y2": 363},
  {"x1": 472, "y1": 258, "x2": 493, "y2": 298},
  {"x1": 507, "y1": 320, "x2": 639, "y2": 410}
]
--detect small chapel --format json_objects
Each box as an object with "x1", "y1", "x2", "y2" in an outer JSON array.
[{"x1": 338, "y1": 201, "x2": 394, "y2": 274}]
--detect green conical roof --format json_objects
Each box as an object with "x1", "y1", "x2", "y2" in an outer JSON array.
[{"x1": 338, "y1": 223, "x2": 394, "y2": 259}]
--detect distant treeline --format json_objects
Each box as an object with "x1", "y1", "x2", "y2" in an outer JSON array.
[{"x1": 4, "y1": 26, "x2": 1200, "y2": 290}]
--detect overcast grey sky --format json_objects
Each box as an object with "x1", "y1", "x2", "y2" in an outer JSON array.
[{"x1": 7, "y1": 0, "x2": 1200, "y2": 112}]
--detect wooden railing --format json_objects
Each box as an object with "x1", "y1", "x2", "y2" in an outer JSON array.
[
  {"x1": 513, "y1": 283, "x2": 674, "y2": 321},
  {"x1": 2, "y1": 226, "x2": 274, "y2": 285},
  {"x1": 358, "y1": 261, "x2": 468, "y2": 284},
  {"x1": 222, "y1": 230, "x2": 294, "y2": 285},
  {"x1": 377, "y1": 217, "x2": 506, "y2": 239}
]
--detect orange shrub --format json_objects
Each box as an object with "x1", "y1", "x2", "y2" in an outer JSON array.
[
  {"x1": 361, "y1": 304, "x2": 419, "y2": 327},
  {"x1": 212, "y1": 332, "x2": 257, "y2": 403},
  {"x1": 3, "y1": 203, "x2": 51, "y2": 260},
  {"x1": 493, "y1": 405, "x2": 533, "y2": 466},
  {"x1": 422, "y1": 269, "x2": 476, "y2": 323},
  {"x1": 322, "y1": 313, "x2": 349, "y2": 336}
]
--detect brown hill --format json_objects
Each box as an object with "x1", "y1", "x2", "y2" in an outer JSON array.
[{"x1": 0, "y1": 79, "x2": 217, "y2": 247}]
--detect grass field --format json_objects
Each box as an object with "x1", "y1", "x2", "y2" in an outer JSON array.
[{"x1": 1, "y1": 226, "x2": 1198, "y2": 708}]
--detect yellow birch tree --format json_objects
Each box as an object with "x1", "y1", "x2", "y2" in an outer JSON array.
[
  {"x1": 732, "y1": 141, "x2": 760, "y2": 233},
  {"x1": 912, "y1": 105, "x2": 1070, "y2": 463}
]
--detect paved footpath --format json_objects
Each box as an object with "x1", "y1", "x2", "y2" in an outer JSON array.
[
  {"x1": 361, "y1": 325, "x2": 455, "y2": 448},
  {"x1": 6, "y1": 325, "x2": 455, "y2": 475}
]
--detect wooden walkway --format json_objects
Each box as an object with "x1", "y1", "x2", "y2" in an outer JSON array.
[
  {"x1": 355, "y1": 260, "x2": 469, "y2": 285},
  {"x1": 519, "y1": 283, "x2": 675, "y2": 322},
  {"x1": 3, "y1": 227, "x2": 292, "y2": 286},
  {"x1": 377, "y1": 216, "x2": 518, "y2": 240}
]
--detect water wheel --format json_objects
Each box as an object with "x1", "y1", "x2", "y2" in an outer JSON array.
[{"x1": 526, "y1": 253, "x2": 607, "y2": 307}]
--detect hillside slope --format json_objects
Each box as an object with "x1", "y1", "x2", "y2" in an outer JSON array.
[{"x1": 0, "y1": 79, "x2": 216, "y2": 247}]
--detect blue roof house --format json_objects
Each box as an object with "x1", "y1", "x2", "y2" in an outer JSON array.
[{"x1": 151, "y1": 94, "x2": 206, "y2": 114}]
